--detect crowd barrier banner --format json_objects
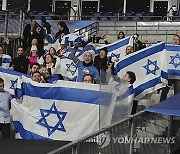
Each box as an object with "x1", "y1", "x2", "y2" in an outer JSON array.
[{"x1": 115, "y1": 42, "x2": 168, "y2": 99}]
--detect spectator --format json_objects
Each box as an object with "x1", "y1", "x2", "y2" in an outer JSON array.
[
  {"x1": 43, "y1": 53, "x2": 55, "y2": 75},
  {"x1": 9, "y1": 46, "x2": 29, "y2": 74},
  {"x1": 30, "y1": 26, "x2": 44, "y2": 54},
  {"x1": 23, "y1": 17, "x2": 37, "y2": 50},
  {"x1": 48, "y1": 47, "x2": 58, "y2": 62},
  {"x1": 31, "y1": 71, "x2": 42, "y2": 83},
  {"x1": 94, "y1": 47, "x2": 109, "y2": 83},
  {"x1": 1, "y1": 36, "x2": 13, "y2": 58},
  {"x1": 94, "y1": 47, "x2": 108, "y2": 72},
  {"x1": 122, "y1": 71, "x2": 136, "y2": 84},
  {"x1": 122, "y1": 71, "x2": 137, "y2": 115},
  {"x1": 0, "y1": 45, "x2": 11, "y2": 69},
  {"x1": 133, "y1": 33, "x2": 144, "y2": 51},
  {"x1": 28, "y1": 45, "x2": 39, "y2": 66},
  {"x1": 40, "y1": 67, "x2": 59, "y2": 83},
  {"x1": 29, "y1": 62, "x2": 40, "y2": 75},
  {"x1": 25, "y1": 38, "x2": 44, "y2": 57},
  {"x1": 125, "y1": 46, "x2": 134, "y2": 55},
  {"x1": 83, "y1": 74, "x2": 94, "y2": 83},
  {"x1": 172, "y1": 34, "x2": 180, "y2": 45},
  {"x1": 0, "y1": 77, "x2": 12, "y2": 138},
  {"x1": 55, "y1": 21, "x2": 70, "y2": 40},
  {"x1": 41, "y1": 17, "x2": 51, "y2": 35},
  {"x1": 70, "y1": 44, "x2": 99, "y2": 82},
  {"x1": 160, "y1": 33, "x2": 180, "y2": 101},
  {"x1": 117, "y1": 31, "x2": 125, "y2": 40}
]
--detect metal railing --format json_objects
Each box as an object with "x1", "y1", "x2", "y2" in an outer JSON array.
[{"x1": 47, "y1": 111, "x2": 175, "y2": 154}]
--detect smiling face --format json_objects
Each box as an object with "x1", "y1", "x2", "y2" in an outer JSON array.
[
  {"x1": 32, "y1": 72, "x2": 41, "y2": 83},
  {"x1": 84, "y1": 52, "x2": 93, "y2": 64},
  {"x1": 118, "y1": 32, "x2": 125, "y2": 39},
  {"x1": 45, "y1": 54, "x2": 53, "y2": 64}
]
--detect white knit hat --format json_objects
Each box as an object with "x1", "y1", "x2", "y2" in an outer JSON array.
[
  {"x1": 83, "y1": 50, "x2": 95, "y2": 61},
  {"x1": 31, "y1": 45, "x2": 38, "y2": 51}
]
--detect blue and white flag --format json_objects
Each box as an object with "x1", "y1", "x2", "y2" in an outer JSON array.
[
  {"x1": 0, "y1": 68, "x2": 30, "y2": 97},
  {"x1": 166, "y1": 44, "x2": 180, "y2": 80},
  {"x1": 53, "y1": 57, "x2": 78, "y2": 81},
  {"x1": 11, "y1": 76, "x2": 100, "y2": 141},
  {"x1": 115, "y1": 42, "x2": 168, "y2": 99},
  {"x1": 96, "y1": 36, "x2": 133, "y2": 62},
  {"x1": 1, "y1": 54, "x2": 11, "y2": 68},
  {"x1": 77, "y1": 36, "x2": 133, "y2": 62}
]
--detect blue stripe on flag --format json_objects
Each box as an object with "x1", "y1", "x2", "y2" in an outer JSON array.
[
  {"x1": 165, "y1": 45, "x2": 180, "y2": 51},
  {"x1": 0, "y1": 68, "x2": 31, "y2": 78},
  {"x1": 134, "y1": 76, "x2": 162, "y2": 96},
  {"x1": 95, "y1": 37, "x2": 130, "y2": 54},
  {"x1": 161, "y1": 70, "x2": 168, "y2": 79},
  {"x1": 16, "y1": 83, "x2": 100, "y2": 105},
  {"x1": 14, "y1": 121, "x2": 52, "y2": 140},
  {"x1": 115, "y1": 43, "x2": 165, "y2": 74},
  {"x1": 168, "y1": 69, "x2": 180, "y2": 77}
]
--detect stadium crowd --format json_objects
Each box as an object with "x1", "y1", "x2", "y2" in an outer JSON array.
[{"x1": 0, "y1": 15, "x2": 180, "y2": 139}]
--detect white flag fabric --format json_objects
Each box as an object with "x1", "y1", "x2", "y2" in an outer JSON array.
[
  {"x1": 99, "y1": 76, "x2": 134, "y2": 128},
  {"x1": 11, "y1": 76, "x2": 100, "y2": 141},
  {"x1": 166, "y1": 44, "x2": 180, "y2": 80},
  {"x1": 115, "y1": 42, "x2": 168, "y2": 99},
  {"x1": 53, "y1": 57, "x2": 78, "y2": 81},
  {"x1": 0, "y1": 68, "x2": 30, "y2": 97}
]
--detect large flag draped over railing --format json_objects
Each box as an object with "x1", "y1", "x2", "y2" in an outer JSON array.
[
  {"x1": 11, "y1": 76, "x2": 100, "y2": 141},
  {"x1": 166, "y1": 44, "x2": 180, "y2": 80},
  {"x1": 115, "y1": 42, "x2": 168, "y2": 99}
]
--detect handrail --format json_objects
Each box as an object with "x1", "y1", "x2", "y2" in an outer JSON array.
[{"x1": 47, "y1": 111, "x2": 145, "y2": 154}]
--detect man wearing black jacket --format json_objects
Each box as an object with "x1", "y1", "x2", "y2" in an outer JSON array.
[{"x1": 9, "y1": 46, "x2": 29, "y2": 74}]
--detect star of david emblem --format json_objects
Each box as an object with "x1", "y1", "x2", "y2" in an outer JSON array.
[
  {"x1": 66, "y1": 62, "x2": 77, "y2": 76},
  {"x1": 169, "y1": 53, "x2": 180, "y2": 68},
  {"x1": 37, "y1": 102, "x2": 67, "y2": 136},
  {"x1": 143, "y1": 59, "x2": 159, "y2": 75},
  {"x1": 110, "y1": 52, "x2": 120, "y2": 59},
  {"x1": 10, "y1": 79, "x2": 18, "y2": 89}
]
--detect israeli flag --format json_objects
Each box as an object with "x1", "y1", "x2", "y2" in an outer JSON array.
[
  {"x1": 53, "y1": 57, "x2": 78, "y2": 81},
  {"x1": 1, "y1": 54, "x2": 11, "y2": 68},
  {"x1": 97, "y1": 36, "x2": 133, "y2": 62},
  {"x1": 77, "y1": 36, "x2": 133, "y2": 61},
  {"x1": 0, "y1": 68, "x2": 30, "y2": 97},
  {"x1": 11, "y1": 76, "x2": 100, "y2": 141},
  {"x1": 166, "y1": 45, "x2": 180, "y2": 80},
  {"x1": 115, "y1": 42, "x2": 168, "y2": 99}
]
